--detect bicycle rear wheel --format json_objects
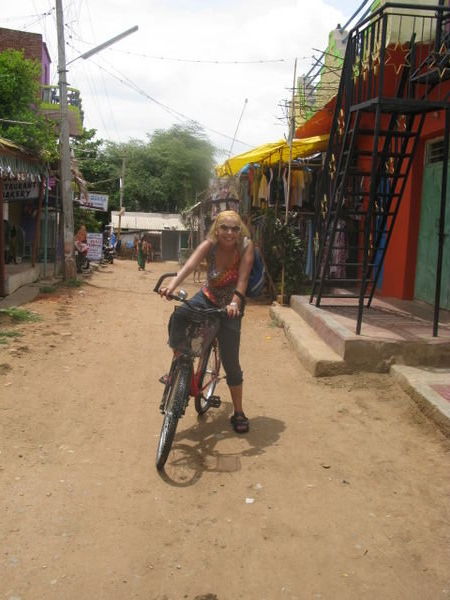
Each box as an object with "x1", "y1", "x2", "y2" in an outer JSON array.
[
  {"x1": 156, "y1": 361, "x2": 191, "y2": 470},
  {"x1": 194, "y1": 341, "x2": 221, "y2": 415}
]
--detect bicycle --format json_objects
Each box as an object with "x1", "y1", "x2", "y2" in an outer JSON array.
[{"x1": 153, "y1": 272, "x2": 226, "y2": 470}]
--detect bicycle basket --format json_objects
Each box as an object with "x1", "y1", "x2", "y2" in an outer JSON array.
[{"x1": 184, "y1": 313, "x2": 220, "y2": 357}]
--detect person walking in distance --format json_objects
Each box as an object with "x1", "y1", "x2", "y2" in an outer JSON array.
[
  {"x1": 159, "y1": 210, "x2": 254, "y2": 433},
  {"x1": 137, "y1": 234, "x2": 146, "y2": 271}
]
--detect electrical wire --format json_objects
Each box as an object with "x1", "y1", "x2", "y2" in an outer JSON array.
[
  {"x1": 82, "y1": 54, "x2": 254, "y2": 148},
  {"x1": 105, "y1": 48, "x2": 286, "y2": 65}
]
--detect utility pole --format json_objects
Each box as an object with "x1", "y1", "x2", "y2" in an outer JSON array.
[
  {"x1": 56, "y1": 0, "x2": 76, "y2": 279},
  {"x1": 118, "y1": 157, "x2": 126, "y2": 239},
  {"x1": 54, "y1": 5, "x2": 137, "y2": 278},
  {"x1": 228, "y1": 98, "x2": 248, "y2": 158},
  {"x1": 280, "y1": 57, "x2": 297, "y2": 304}
]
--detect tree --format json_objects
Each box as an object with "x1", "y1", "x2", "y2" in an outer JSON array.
[
  {"x1": 0, "y1": 49, "x2": 58, "y2": 160},
  {"x1": 75, "y1": 124, "x2": 215, "y2": 214},
  {"x1": 146, "y1": 124, "x2": 215, "y2": 211}
]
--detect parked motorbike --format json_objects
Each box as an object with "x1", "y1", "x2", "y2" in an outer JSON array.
[{"x1": 102, "y1": 243, "x2": 115, "y2": 264}]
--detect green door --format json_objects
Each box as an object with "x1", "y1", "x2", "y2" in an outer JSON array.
[{"x1": 415, "y1": 160, "x2": 450, "y2": 309}]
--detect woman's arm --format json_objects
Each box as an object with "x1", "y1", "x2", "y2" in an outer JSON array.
[
  {"x1": 160, "y1": 239, "x2": 212, "y2": 298},
  {"x1": 230, "y1": 240, "x2": 254, "y2": 311}
]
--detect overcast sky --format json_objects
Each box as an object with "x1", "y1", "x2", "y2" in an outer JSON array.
[{"x1": 2, "y1": 0, "x2": 363, "y2": 160}]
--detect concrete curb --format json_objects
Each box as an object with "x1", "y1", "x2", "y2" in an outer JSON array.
[
  {"x1": 391, "y1": 365, "x2": 450, "y2": 438},
  {"x1": 0, "y1": 284, "x2": 41, "y2": 309},
  {"x1": 270, "y1": 304, "x2": 352, "y2": 377},
  {"x1": 290, "y1": 295, "x2": 450, "y2": 370}
]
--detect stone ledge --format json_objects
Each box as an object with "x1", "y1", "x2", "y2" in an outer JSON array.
[
  {"x1": 290, "y1": 295, "x2": 450, "y2": 370},
  {"x1": 391, "y1": 365, "x2": 450, "y2": 438},
  {"x1": 270, "y1": 304, "x2": 351, "y2": 377}
]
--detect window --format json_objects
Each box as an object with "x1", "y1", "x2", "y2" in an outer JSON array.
[{"x1": 426, "y1": 139, "x2": 445, "y2": 164}]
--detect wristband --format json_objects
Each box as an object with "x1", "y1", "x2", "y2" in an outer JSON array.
[
  {"x1": 233, "y1": 290, "x2": 245, "y2": 302},
  {"x1": 230, "y1": 302, "x2": 238, "y2": 307}
]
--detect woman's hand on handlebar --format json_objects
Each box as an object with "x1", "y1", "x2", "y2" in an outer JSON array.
[
  {"x1": 159, "y1": 278, "x2": 177, "y2": 299},
  {"x1": 226, "y1": 301, "x2": 240, "y2": 318}
]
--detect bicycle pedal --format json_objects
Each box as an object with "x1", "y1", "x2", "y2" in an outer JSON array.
[{"x1": 208, "y1": 395, "x2": 221, "y2": 408}]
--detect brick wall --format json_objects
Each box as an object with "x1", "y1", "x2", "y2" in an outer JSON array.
[{"x1": 0, "y1": 27, "x2": 43, "y2": 75}]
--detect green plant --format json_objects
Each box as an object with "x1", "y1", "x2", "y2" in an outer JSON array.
[
  {"x1": 262, "y1": 209, "x2": 306, "y2": 299},
  {"x1": 74, "y1": 205, "x2": 103, "y2": 234},
  {"x1": 39, "y1": 285, "x2": 57, "y2": 294},
  {"x1": 63, "y1": 278, "x2": 83, "y2": 287},
  {"x1": 0, "y1": 307, "x2": 41, "y2": 322},
  {"x1": 0, "y1": 330, "x2": 22, "y2": 344},
  {"x1": 0, "y1": 49, "x2": 58, "y2": 160}
]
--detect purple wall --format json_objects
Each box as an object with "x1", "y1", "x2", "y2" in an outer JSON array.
[{"x1": 41, "y1": 43, "x2": 51, "y2": 85}]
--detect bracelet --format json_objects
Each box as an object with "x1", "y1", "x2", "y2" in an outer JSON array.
[
  {"x1": 230, "y1": 302, "x2": 238, "y2": 307},
  {"x1": 233, "y1": 290, "x2": 245, "y2": 302}
]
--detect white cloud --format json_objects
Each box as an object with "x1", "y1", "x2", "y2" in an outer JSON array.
[{"x1": 1, "y1": 0, "x2": 353, "y2": 159}]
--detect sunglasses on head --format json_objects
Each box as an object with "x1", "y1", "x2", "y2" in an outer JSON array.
[{"x1": 219, "y1": 224, "x2": 240, "y2": 233}]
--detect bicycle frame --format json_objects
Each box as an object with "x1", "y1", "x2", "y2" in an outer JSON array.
[{"x1": 191, "y1": 338, "x2": 221, "y2": 398}]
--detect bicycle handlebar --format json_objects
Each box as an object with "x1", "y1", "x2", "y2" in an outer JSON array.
[
  {"x1": 153, "y1": 272, "x2": 226, "y2": 314},
  {"x1": 153, "y1": 272, "x2": 177, "y2": 294}
]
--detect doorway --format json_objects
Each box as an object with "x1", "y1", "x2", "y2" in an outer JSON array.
[{"x1": 414, "y1": 139, "x2": 450, "y2": 309}]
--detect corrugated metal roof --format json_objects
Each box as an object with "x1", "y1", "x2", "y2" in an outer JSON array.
[{"x1": 110, "y1": 211, "x2": 187, "y2": 231}]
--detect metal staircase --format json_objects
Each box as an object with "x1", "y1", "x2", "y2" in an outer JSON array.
[{"x1": 310, "y1": 1, "x2": 450, "y2": 334}]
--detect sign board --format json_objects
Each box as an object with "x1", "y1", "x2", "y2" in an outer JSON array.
[
  {"x1": 80, "y1": 193, "x2": 109, "y2": 211},
  {"x1": 3, "y1": 182, "x2": 40, "y2": 201},
  {"x1": 86, "y1": 233, "x2": 103, "y2": 261}
]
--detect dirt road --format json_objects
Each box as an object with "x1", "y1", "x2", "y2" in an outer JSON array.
[{"x1": 1, "y1": 259, "x2": 450, "y2": 600}]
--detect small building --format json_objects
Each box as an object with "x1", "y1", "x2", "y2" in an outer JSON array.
[
  {"x1": 110, "y1": 211, "x2": 188, "y2": 261},
  {"x1": 0, "y1": 27, "x2": 84, "y2": 137}
]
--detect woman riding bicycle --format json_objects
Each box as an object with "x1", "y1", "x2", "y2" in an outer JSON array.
[{"x1": 160, "y1": 210, "x2": 254, "y2": 434}]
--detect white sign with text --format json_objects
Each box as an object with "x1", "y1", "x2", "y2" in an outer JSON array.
[
  {"x1": 86, "y1": 233, "x2": 103, "y2": 261},
  {"x1": 80, "y1": 193, "x2": 109, "y2": 211}
]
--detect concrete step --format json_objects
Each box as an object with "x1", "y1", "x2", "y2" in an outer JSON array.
[
  {"x1": 391, "y1": 365, "x2": 450, "y2": 438},
  {"x1": 269, "y1": 304, "x2": 352, "y2": 377},
  {"x1": 290, "y1": 295, "x2": 450, "y2": 371}
]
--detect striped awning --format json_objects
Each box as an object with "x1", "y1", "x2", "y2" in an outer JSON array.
[{"x1": 0, "y1": 137, "x2": 46, "y2": 182}]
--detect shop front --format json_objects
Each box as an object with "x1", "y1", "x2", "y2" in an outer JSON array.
[{"x1": 0, "y1": 138, "x2": 50, "y2": 296}]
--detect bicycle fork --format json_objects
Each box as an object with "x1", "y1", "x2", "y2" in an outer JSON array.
[{"x1": 160, "y1": 356, "x2": 192, "y2": 417}]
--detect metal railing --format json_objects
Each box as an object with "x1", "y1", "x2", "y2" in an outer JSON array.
[{"x1": 41, "y1": 84, "x2": 83, "y2": 110}]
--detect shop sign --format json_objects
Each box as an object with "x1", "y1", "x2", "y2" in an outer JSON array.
[
  {"x1": 87, "y1": 233, "x2": 103, "y2": 261},
  {"x1": 3, "y1": 181, "x2": 40, "y2": 201},
  {"x1": 80, "y1": 193, "x2": 109, "y2": 211}
]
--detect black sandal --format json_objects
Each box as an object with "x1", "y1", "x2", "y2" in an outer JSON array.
[{"x1": 230, "y1": 412, "x2": 249, "y2": 434}]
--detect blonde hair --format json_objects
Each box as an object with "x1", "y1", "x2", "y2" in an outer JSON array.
[{"x1": 207, "y1": 210, "x2": 250, "y2": 244}]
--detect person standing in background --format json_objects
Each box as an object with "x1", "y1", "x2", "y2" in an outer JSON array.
[{"x1": 137, "y1": 234, "x2": 147, "y2": 271}]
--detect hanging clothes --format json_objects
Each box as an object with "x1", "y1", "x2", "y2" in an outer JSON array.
[{"x1": 329, "y1": 218, "x2": 347, "y2": 279}]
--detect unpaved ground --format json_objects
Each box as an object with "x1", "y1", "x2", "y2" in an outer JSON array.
[{"x1": 1, "y1": 259, "x2": 450, "y2": 600}]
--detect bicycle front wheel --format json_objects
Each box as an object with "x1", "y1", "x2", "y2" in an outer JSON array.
[
  {"x1": 156, "y1": 412, "x2": 178, "y2": 470},
  {"x1": 194, "y1": 341, "x2": 221, "y2": 415},
  {"x1": 156, "y1": 361, "x2": 191, "y2": 470}
]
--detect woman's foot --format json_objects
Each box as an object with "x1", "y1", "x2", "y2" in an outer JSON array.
[{"x1": 230, "y1": 411, "x2": 249, "y2": 434}]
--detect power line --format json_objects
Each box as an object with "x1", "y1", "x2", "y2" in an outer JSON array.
[
  {"x1": 106, "y1": 48, "x2": 286, "y2": 65},
  {"x1": 84, "y1": 56, "x2": 253, "y2": 148}
]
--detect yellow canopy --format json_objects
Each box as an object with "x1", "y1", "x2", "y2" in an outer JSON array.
[{"x1": 215, "y1": 134, "x2": 329, "y2": 177}]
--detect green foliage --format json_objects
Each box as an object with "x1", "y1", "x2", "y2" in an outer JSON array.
[
  {"x1": 0, "y1": 330, "x2": 22, "y2": 344},
  {"x1": 74, "y1": 205, "x2": 103, "y2": 234},
  {"x1": 0, "y1": 307, "x2": 41, "y2": 322},
  {"x1": 73, "y1": 128, "x2": 113, "y2": 187},
  {"x1": 39, "y1": 285, "x2": 57, "y2": 294},
  {"x1": 74, "y1": 124, "x2": 216, "y2": 214},
  {"x1": 63, "y1": 278, "x2": 84, "y2": 287},
  {"x1": 262, "y1": 210, "x2": 306, "y2": 299},
  {"x1": 0, "y1": 49, "x2": 58, "y2": 160}
]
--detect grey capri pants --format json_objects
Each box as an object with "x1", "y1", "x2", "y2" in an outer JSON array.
[{"x1": 168, "y1": 290, "x2": 243, "y2": 387}]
